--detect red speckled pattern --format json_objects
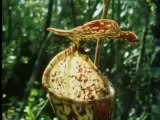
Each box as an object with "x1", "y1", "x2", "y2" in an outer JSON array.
[
  {"x1": 42, "y1": 45, "x2": 114, "y2": 119},
  {"x1": 42, "y1": 45, "x2": 114, "y2": 101},
  {"x1": 47, "y1": 19, "x2": 138, "y2": 43}
]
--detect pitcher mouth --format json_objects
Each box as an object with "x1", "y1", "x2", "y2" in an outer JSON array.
[{"x1": 48, "y1": 90, "x2": 113, "y2": 104}]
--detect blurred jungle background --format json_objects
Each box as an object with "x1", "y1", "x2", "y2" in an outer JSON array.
[{"x1": 2, "y1": 0, "x2": 160, "y2": 120}]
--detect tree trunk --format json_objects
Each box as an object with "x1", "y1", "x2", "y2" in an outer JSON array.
[{"x1": 15, "y1": 0, "x2": 54, "y2": 119}]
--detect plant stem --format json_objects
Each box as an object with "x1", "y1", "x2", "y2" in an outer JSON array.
[
  {"x1": 101, "y1": 0, "x2": 111, "y2": 18},
  {"x1": 94, "y1": 0, "x2": 111, "y2": 67},
  {"x1": 35, "y1": 99, "x2": 49, "y2": 119}
]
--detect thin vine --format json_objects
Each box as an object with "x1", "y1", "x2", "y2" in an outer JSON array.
[{"x1": 94, "y1": 0, "x2": 111, "y2": 67}]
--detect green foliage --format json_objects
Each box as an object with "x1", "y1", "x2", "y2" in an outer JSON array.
[{"x1": 2, "y1": 0, "x2": 160, "y2": 119}]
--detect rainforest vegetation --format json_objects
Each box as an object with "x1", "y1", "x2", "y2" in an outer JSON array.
[{"x1": 2, "y1": 0, "x2": 160, "y2": 119}]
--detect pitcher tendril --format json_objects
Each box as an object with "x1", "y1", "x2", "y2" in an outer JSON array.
[{"x1": 47, "y1": 19, "x2": 138, "y2": 47}]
